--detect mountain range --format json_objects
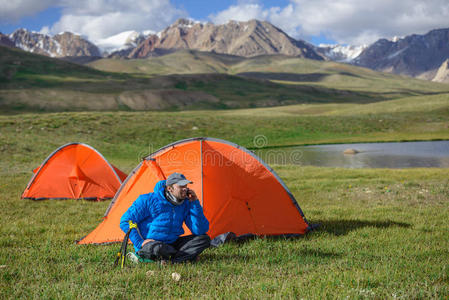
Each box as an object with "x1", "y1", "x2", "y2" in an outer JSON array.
[
  {"x1": 2, "y1": 19, "x2": 449, "y2": 83},
  {"x1": 353, "y1": 28, "x2": 449, "y2": 82}
]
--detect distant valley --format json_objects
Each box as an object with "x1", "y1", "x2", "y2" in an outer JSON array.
[{"x1": 2, "y1": 44, "x2": 449, "y2": 113}]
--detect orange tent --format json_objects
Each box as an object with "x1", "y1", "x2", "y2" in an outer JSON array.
[
  {"x1": 78, "y1": 138, "x2": 310, "y2": 244},
  {"x1": 22, "y1": 143, "x2": 127, "y2": 201}
]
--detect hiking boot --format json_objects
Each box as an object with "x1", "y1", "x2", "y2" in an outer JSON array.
[{"x1": 126, "y1": 252, "x2": 139, "y2": 264}]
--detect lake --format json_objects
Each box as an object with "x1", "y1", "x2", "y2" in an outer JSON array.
[{"x1": 254, "y1": 141, "x2": 449, "y2": 168}]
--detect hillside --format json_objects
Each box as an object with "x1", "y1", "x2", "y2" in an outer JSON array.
[
  {"x1": 0, "y1": 47, "x2": 369, "y2": 112},
  {"x1": 2, "y1": 46, "x2": 449, "y2": 113},
  {"x1": 90, "y1": 49, "x2": 449, "y2": 95},
  {"x1": 89, "y1": 50, "x2": 245, "y2": 74},
  {"x1": 0, "y1": 44, "x2": 108, "y2": 82}
]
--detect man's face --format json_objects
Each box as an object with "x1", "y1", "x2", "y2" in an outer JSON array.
[{"x1": 168, "y1": 184, "x2": 188, "y2": 200}]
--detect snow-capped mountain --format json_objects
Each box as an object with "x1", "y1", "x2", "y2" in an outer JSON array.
[
  {"x1": 95, "y1": 30, "x2": 153, "y2": 55},
  {"x1": 125, "y1": 18, "x2": 323, "y2": 59},
  {"x1": 316, "y1": 44, "x2": 368, "y2": 62},
  {"x1": 8, "y1": 29, "x2": 100, "y2": 57}
]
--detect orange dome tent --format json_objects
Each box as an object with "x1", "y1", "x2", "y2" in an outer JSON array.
[
  {"x1": 78, "y1": 138, "x2": 310, "y2": 244},
  {"x1": 22, "y1": 143, "x2": 127, "y2": 201}
]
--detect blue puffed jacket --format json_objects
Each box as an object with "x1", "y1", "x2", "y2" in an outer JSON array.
[{"x1": 120, "y1": 180, "x2": 209, "y2": 252}]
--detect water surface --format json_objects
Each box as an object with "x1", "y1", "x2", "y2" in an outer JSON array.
[{"x1": 255, "y1": 141, "x2": 449, "y2": 168}]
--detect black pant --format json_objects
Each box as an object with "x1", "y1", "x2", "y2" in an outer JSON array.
[{"x1": 137, "y1": 234, "x2": 210, "y2": 263}]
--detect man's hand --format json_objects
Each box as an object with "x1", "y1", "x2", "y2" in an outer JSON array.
[
  {"x1": 187, "y1": 188, "x2": 198, "y2": 202},
  {"x1": 141, "y1": 239, "x2": 155, "y2": 247}
]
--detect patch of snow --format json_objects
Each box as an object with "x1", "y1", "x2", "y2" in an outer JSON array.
[
  {"x1": 179, "y1": 23, "x2": 193, "y2": 29},
  {"x1": 390, "y1": 36, "x2": 402, "y2": 42},
  {"x1": 176, "y1": 19, "x2": 198, "y2": 29},
  {"x1": 320, "y1": 44, "x2": 368, "y2": 62},
  {"x1": 56, "y1": 31, "x2": 87, "y2": 39},
  {"x1": 31, "y1": 30, "x2": 50, "y2": 37},
  {"x1": 95, "y1": 30, "x2": 144, "y2": 54},
  {"x1": 15, "y1": 42, "x2": 31, "y2": 52},
  {"x1": 40, "y1": 26, "x2": 50, "y2": 35},
  {"x1": 143, "y1": 30, "x2": 155, "y2": 36},
  {"x1": 387, "y1": 47, "x2": 408, "y2": 59},
  {"x1": 35, "y1": 37, "x2": 54, "y2": 57},
  {"x1": 55, "y1": 40, "x2": 62, "y2": 56}
]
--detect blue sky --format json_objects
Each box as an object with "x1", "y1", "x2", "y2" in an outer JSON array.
[
  {"x1": 1, "y1": 6, "x2": 63, "y2": 34},
  {"x1": 1, "y1": 0, "x2": 448, "y2": 46}
]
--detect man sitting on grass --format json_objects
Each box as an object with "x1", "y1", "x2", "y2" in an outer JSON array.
[{"x1": 120, "y1": 172, "x2": 210, "y2": 264}]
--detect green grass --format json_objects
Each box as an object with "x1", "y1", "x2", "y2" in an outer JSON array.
[
  {"x1": 90, "y1": 50, "x2": 239, "y2": 74},
  {"x1": 1, "y1": 45, "x2": 448, "y2": 298},
  {"x1": 1, "y1": 167, "x2": 448, "y2": 299},
  {"x1": 2, "y1": 46, "x2": 449, "y2": 112},
  {"x1": 0, "y1": 94, "x2": 448, "y2": 298},
  {"x1": 89, "y1": 49, "x2": 449, "y2": 97},
  {"x1": 1, "y1": 93, "x2": 447, "y2": 172}
]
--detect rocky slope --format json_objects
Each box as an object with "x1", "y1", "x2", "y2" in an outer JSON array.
[
  {"x1": 126, "y1": 19, "x2": 323, "y2": 59},
  {"x1": 6, "y1": 20, "x2": 323, "y2": 60},
  {"x1": 9, "y1": 29, "x2": 100, "y2": 57},
  {"x1": 0, "y1": 33, "x2": 15, "y2": 48},
  {"x1": 432, "y1": 59, "x2": 449, "y2": 83},
  {"x1": 354, "y1": 28, "x2": 449, "y2": 78}
]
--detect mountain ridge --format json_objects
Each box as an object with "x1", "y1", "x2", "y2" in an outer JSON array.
[
  {"x1": 3, "y1": 20, "x2": 449, "y2": 83},
  {"x1": 5, "y1": 19, "x2": 324, "y2": 60},
  {"x1": 8, "y1": 29, "x2": 100, "y2": 57},
  {"x1": 125, "y1": 19, "x2": 324, "y2": 59},
  {"x1": 354, "y1": 27, "x2": 449, "y2": 80}
]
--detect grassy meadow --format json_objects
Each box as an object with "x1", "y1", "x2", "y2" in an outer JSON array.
[
  {"x1": 2, "y1": 46, "x2": 449, "y2": 112},
  {"x1": 1, "y1": 92, "x2": 448, "y2": 298}
]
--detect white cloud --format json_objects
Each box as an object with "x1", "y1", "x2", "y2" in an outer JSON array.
[
  {"x1": 209, "y1": 0, "x2": 449, "y2": 45},
  {"x1": 3, "y1": 0, "x2": 449, "y2": 46},
  {"x1": 39, "y1": 26, "x2": 51, "y2": 35},
  {"x1": 286, "y1": 0, "x2": 449, "y2": 45},
  {"x1": 0, "y1": 0, "x2": 59, "y2": 23},
  {"x1": 209, "y1": 3, "x2": 268, "y2": 24},
  {"x1": 48, "y1": 0, "x2": 186, "y2": 42}
]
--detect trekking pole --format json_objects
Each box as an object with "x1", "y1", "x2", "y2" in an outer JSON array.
[{"x1": 114, "y1": 220, "x2": 139, "y2": 269}]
